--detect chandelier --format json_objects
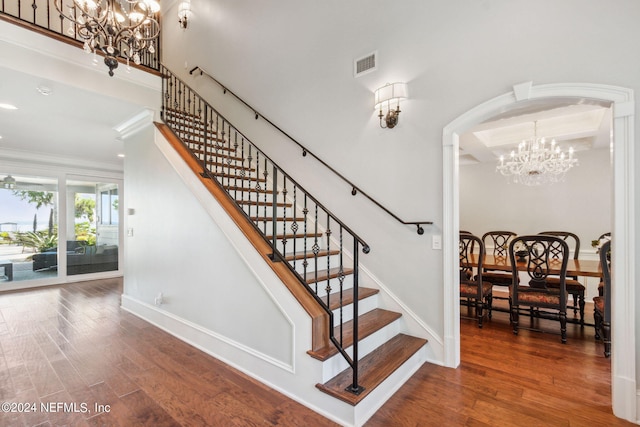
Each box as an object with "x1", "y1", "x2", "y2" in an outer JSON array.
[
  {"x1": 496, "y1": 121, "x2": 578, "y2": 186},
  {"x1": 54, "y1": 0, "x2": 161, "y2": 76}
]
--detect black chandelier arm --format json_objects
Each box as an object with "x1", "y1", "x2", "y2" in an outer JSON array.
[{"x1": 54, "y1": 0, "x2": 160, "y2": 41}]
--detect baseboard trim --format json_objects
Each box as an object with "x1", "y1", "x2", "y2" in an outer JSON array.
[{"x1": 121, "y1": 294, "x2": 294, "y2": 373}]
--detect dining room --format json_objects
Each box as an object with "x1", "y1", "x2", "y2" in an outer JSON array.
[
  {"x1": 459, "y1": 99, "x2": 612, "y2": 304},
  {"x1": 456, "y1": 99, "x2": 613, "y2": 365}
]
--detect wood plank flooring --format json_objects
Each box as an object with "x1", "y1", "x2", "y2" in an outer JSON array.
[{"x1": 0, "y1": 280, "x2": 633, "y2": 426}]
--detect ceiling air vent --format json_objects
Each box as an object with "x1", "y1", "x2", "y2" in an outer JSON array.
[{"x1": 354, "y1": 52, "x2": 377, "y2": 77}]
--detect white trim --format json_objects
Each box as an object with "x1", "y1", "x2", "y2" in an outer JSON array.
[
  {"x1": 114, "y1": 109, "x2": 156, "y2": 140},
  {"x1": 121, "y1": 294, "x2": 295, "y2": 372},
  {"x1": 442, "y1": 82, "x2": 636, "y2": 423}
]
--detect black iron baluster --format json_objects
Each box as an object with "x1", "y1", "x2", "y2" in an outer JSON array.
[
  {"x1": 325, "y1": 213, "x2": 332, "y2": 307},
  {"x1": 255, "y1": 150, "x2": 261, "y2": 233},
  {"x1": 313, "y1": 204, "x2": 319, "y2": 294},
  {"x1": 291, "y1": 184, "x2": 298, "y2": 270},
  {"x1": 202, "y1": 103, "x2": 209, "y2": 175},
  {"x1": 247, "y1": 145, "x2": 254, "y2": 225},
  {"x1": 270, "y1": 168, "x2": 278, "y2": 258},
  {"x1": 338, "y1": 226, "x2": 344, "y2": 346},
  {"x1": 279, "y1": 174, "x2": 286, "y2": 259},
  {"x1": 232, "y1": 132, "x2": 239, "y2": 202},
  {"x1": 263, "y1": 157, "x2": 270, "y2": 236},
  {"x1": 303, "y1": 195, "x2": 308, "y2": 280},
  {"x1": 347, "y1": 241, "x2": 364, "y2": 395}
]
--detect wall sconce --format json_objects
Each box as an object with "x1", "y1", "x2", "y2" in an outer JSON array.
[
  {"x1": 178, "y1": 0, "x2": 193, "y2": 29},
  {"x1": 2, "y1": 175, "x2": 16, "y2": 189},
  {"x1": 374, "y1": 82, "x2": 408, "y2": 129}
]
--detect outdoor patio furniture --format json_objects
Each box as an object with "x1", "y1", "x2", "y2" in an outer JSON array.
[{"x1": 0, "y1": 259, "x2": 13, "y2": 281}]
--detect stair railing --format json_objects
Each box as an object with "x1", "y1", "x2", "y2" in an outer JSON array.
[
  {"x1": 161, "y1": 65, "x2": 368, "y2": 395},
  {"x1": 189, "y1": 65, "x2": 432, "y2": 235}
]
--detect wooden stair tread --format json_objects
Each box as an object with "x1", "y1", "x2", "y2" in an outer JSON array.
[
  {"x1": 307, "y1": 308, "x2": 401, "y2": 361},
  {"x1": 209, "y1": 172, "x2": 266, "y2": 182},
  {"x1": 305, "y1": 267, "x2": 354, "y2": 284},
  {"x1": 315, "y1": 334, "x2": 427, "y2": 405},
  {"x1": 323, "y1": 287, "x2": 379, "y2": 311},
  {"x1": 284, "y1": 249, "x2": 340, "y2": 261},
  {"x1": 267, "y1": 232, "x2": 323, "y2": 240},
  {"x1": 225, "y1": 185, "x2": 274, "y2": 194},
  {"x1": 251, "y1": 216, "x2": 306, "y2": 222},
  {"x1": 239, "y1": 200, "x2": 292, "y2": 208}
]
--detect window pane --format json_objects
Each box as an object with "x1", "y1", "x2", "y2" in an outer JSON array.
[{"x1": 0, "y1": 173, "x2": 59, "y2": 282}]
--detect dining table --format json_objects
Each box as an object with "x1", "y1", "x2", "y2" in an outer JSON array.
[{"x1": 465, "y1": 254, "x2": 602, "y2": 278}]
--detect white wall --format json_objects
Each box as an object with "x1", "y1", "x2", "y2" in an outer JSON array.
[{"x1": 123, "y1": 126, "x2": 293, "y2": 365}]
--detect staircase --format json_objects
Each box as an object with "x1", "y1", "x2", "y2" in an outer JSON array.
[{"x1": 159, "y1": 65, "x2": 427, "y2": 413}]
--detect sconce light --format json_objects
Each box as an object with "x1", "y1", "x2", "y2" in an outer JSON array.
[
  {"x1": 374, "y1": 82, "x2": 408, "y2": 129},
  {"x1": 2, "y1": 175, "x2": 16, "y2": 189},
  {"x1": 178, "y1": 0, "x2": 193, "y2": 29}
]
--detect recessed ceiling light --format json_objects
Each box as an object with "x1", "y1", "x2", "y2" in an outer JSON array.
[
  {"x1": 0, "y1": 103, "x2": 18, "y2": 110},
  {"x1": 36, "y1": 85, "x2": 53, "y2": 96},
  {"x1": 117, "y1": 153, "x2": 125, "y2": 158}
]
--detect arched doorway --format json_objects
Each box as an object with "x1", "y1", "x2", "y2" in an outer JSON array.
[{"x1": 441, "y1": 81, "x2": 636, "y2": 422}]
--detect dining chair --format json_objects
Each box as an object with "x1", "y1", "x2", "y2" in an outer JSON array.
[
  {"x1": 593, "y1": 239, "x2": 611, "y2": 357},
  {"x1": 538, "y1": 231, "x2": 585, "y2": 325},
  {"x1": 480, "y1": 231, "x2": 517, "y2": 301},
  {"x1": 596, "y1": 232, "x2": 611, "y2": 296},
  {"x1": 509, "y1": 235, "x2": 569, "y2": 343},
  {"x1": 459, "y1": 233, "x2": 492, "y2": 328}
]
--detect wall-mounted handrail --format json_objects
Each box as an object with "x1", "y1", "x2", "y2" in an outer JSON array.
[{"x1": 189, "y1": 65, "x2": 432, "y2": 235}]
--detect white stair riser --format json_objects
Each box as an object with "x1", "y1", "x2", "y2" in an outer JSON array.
[
  {"x1": 320, "y1": 318, "x2": 402, "y2": 383},
  {"x1": 330, "y1": 293, "x2": 378, "y2": 324},
  {"x1": 308, "y1": 275, "x2": 355, "y2": 298},
  {"x1": 288, "y1": 254, "x2": 346, "y2": 275}
]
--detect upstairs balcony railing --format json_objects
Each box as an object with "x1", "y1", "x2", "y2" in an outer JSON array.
[{"x1": 0, "y1": 0, "x2": 160, "y2": 74}]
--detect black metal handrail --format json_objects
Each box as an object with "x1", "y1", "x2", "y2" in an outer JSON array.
[
  {"x1": 0, "y1": 0, "x2": 160, "y2": 73},
  {"x1": 161, "y1": 65, "x2": 368, "y2": 394},
  {"x1": 189, "y1": 65, "x2": 432, "y2": 235}
]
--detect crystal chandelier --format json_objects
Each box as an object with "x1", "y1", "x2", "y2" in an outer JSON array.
[
  {"x1": 496, "y1": 121, "x2": 579, "y2": 186},
  {"x1": 54, "y1": 0, "x2": 161, "y2": 76}
]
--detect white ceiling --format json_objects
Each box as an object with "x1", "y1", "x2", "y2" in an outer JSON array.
[
  {"x1": 459, "y1": 98, "x2": 613, "y2": 166},
  {"x1": 0, "y1": 65, "x2": 145, "y2": 170}
]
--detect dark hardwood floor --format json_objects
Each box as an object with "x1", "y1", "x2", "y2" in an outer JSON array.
[{"x1": 0, "y1": 280, "x2": 632, "y2": 426}]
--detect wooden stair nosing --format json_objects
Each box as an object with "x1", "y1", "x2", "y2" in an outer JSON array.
[
  {"x1": 307, "y1": 308, "x2": 402, "y2": 361},
  {"x1": 250, "y1": 216, "x2": 306, "y2": 223},
  {"x1": 315, "y1": 334, "x2": 427, "y2": 406},
  {"x1": 238, "y1": 200, "x2": 291, "y2": 208},
  {"x1": 198, "y1": 162, "x2": 256, "y2": 173},
  {"x1": 305, "y1": 266, "x2": 354, "y2": 284},
  {"x1": 225, "y1": 185, "x2": 275, "y2": 194},
  {"x1": 163, "y1": 108, "x2": 202, "y2": 121},
  {"x1": 324, "y1": 287, "x2": 379, "y2": 311},
  {"x1": 266, "y1": 232, "x2": 323, "y2": 240},
  {"x1": 284, "y1": 248, "x2": 341, "y2": 261},
  {"x1": 188, "y1": 140, "x2": 235, "y2": 152},
  {"x1": 210, "y1": 172, "x2": 267, "y2": 183}
]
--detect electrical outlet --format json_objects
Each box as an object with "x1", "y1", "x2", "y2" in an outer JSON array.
[
  {"x1": 154, "y1": 292, "x2": 163, "y2": 306},
  {"x1": 432, "y1": 235, "x2": 442, "y2": 250}
]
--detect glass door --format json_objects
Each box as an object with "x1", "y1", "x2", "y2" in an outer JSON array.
[{"x1": 66, "y1": 179, "x2": 119, "y2": 276}]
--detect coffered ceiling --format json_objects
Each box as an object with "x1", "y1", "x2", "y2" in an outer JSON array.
[{"x1": 459, "y1": 98, "x2": 613, "y2": 166}]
